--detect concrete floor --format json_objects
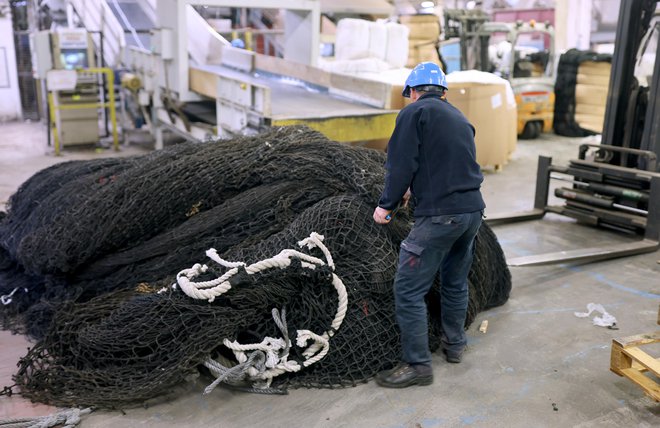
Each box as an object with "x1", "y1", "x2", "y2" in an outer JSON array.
[{"x1": 0, "y1": 120, "x2": 659, "y2": 427}]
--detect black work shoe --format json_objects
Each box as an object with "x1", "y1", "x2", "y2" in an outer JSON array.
[
  {"x1": 375, "y1": 363, "x2": 433, "y2": 388},
  {"x1": 442, "y1": 348, "x2": 463, "y2": 364}
]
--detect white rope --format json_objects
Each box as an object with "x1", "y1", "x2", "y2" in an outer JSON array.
[
  {"x1": 175, "y1": 263, "x2": 235, "y2": 302},
  {"x1": 1, "y1": 287, "x2": 24, "y2": 305},
  {"x1": 176, "y1": 233, "x2": 339, "y2": 303},
  {"x1": 298, "y1": 232, "x2": 335, "y2": 269},
  {"x1": 0, "y1": 407, "x2": 92, "y2": 428},
  {"x1": 176, "y1": 232, "x2": 348, "y2": 390},
  {"x1": 205, "y1": 248, "x2": 246, "y2": 269}
]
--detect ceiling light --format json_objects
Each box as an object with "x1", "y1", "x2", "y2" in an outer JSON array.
[{"x1": 420, "y1": 1, "x2": 435, "y2": 8}]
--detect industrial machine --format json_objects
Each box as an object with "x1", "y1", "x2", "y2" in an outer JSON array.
[
  {"x1": 119, "y1": 0, "x2": 401, "y2": 149},
  {"x1": 52, "y1": 29, "x2": 101, "y2": 146},
  {"x1": 31, "y1": 28, "x2": 108, "y2": 147},
  {"x1": 31, "y1": 0, "x2": 415, "y2": 153},
  {"x1": 488, "y1": 0, "x2": 660, "y2": 266},
  {"x1": 444, "y1": 9, "x2": 555, "y2": 139}
]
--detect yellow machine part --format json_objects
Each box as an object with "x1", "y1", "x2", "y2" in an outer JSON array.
[
  {"x1": 121, "y1": 73, "x2": 142, "y2": 92},
  {"x1": 515, "y1": 90, "x2": 555, "y2": 136},
  {"x1": 272, "y1": 112, "x2": 398, "y2": 143}
]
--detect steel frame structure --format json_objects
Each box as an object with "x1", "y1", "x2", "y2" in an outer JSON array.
[{"x1": 157, "y1": 0, "x2": 320, "y2": 102}]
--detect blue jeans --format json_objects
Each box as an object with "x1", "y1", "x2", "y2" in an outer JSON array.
[{"x1": 394, "y1": 210, "x2": 482, "y2": 366}]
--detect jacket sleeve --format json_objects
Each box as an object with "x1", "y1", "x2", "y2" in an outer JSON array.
[{"x1": 378, "y1": 107, "x2": 420, "y2": 210}]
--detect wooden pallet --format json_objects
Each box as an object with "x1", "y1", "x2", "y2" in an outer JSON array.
[{"x1": 610, "y1": 308, "x2": 660, "y2": 401}]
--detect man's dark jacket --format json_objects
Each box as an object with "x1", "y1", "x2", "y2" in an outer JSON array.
[{"x1": 379, "y1": 92, "x2": 486, "y2": 216}]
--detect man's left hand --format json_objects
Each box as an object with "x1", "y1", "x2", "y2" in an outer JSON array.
[{"x1": 373, "y1": 207, "x2": 392, "y2": 224}]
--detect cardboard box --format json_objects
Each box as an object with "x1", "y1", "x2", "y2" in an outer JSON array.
[
  {"x1": 399, "y1": 14, "x2": 441, "y2": 25},
  {"x1": 577, "y1": 61, "x2": 611, "y2": 77},
  {"x1": 405, "y1": 22, "x2": 440, "y2": 40},
  {"x1": 407, "y1": 40, "x2": 439, "y2": 67},
  {"x1": 574, "y1": 61, "x2": 610, "y2": 134},
  {"x1": 575, "y1": 103, "x2": 606, "y2": 117},
  {"x1": 575, "y1": 83, "x2": 609, "y2": 106},
  {"x1": 446, "y1": 81, "x2": 516, "y2": 169},
  {"x1": 577, "y1": 61, "x2": 611, "y2": 86},
  {"x1": 389, "y1": 84, "x2": 413, "y2": 110},
  {"x1": 574, "y1": 113, "x2": 604, "y2": 133},
  {"x1": 576, "y1": 73, "x2": 610, "y2": 86},
  {"x1": 400, "y1": 14, "x2": 441, "y2": 43}
]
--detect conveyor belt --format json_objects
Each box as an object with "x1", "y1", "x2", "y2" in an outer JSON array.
[
  {"x1": 190, "y1": 64, "x2": 398, "y2": 142},
  {"x1": 180, "y1": 101, "x2": 216, "y2": 125}
]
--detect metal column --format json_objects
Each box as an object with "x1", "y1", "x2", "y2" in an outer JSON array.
[
  {"x1": 601, "y1": 0, "x2": 656, "y2": 150},
  {"x1": 640, "y1": 22, "x2": 660, "y2": 168}
]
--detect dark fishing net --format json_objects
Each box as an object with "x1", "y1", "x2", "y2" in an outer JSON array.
[{"x1": 1, "y1": 126, "x2": 511, "y2": 408}]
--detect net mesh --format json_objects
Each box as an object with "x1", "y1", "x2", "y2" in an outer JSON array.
[{"x1": 0, "y1": 126, "x2": 511, "y2": 408}]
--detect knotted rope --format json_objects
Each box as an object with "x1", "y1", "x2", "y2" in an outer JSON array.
[
  {"x1": 0, "y1": 408, "x2": 92, "y2": 428},
  {"x1": 176, "y1": 232, "x2": 348, "y2": 391}
]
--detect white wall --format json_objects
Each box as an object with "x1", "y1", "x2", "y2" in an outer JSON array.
[{"x1": 0, "y1": 14, "x2": 22, "y2": 122}]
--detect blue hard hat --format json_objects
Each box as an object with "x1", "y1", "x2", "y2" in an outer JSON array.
[
  {"x1": 231, "y1": 38, "x2": 245, "y2": 49},
  {"x1": 402, "y1": 62, "x2": 447, "y2": 97}
]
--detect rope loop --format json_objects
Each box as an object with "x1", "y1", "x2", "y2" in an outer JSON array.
[
  {"x1": 183, "y1": 232, "x2": 348, "y2": 393},
  {"x1": 1, "y1": 287, "x2": 20, "y2": 305}
]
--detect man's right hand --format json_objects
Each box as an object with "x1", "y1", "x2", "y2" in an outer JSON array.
[{"x1": 373, "y1": 206, "x2": 392, "y2": 224}]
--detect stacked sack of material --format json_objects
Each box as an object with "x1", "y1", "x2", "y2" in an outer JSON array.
[
  {"x1": 399, "y1": 14, "x2": 441, "y2": 68},
  {"x1": 553, "y1": 48, "x2": 612, "y2": 137},
  {"x1": 318, "y1": 18, "x2": 412, "y2": 112},
  {"x1": 323, "y1": 18, "x2": 410, "y2": 74},
  {"x1": 574, "y1": 61, "x2": 612, "y2": 133}
]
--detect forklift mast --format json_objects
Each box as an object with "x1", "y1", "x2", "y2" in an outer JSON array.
[
  {"x1": 443, "y1": 9, "x2": 490, "y2": 71},
  {"x1": 601, "y1": 0, "x2": 660, "y2": 170}
]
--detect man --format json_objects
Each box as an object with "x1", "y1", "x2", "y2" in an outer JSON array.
[{"x1": 373, "y1": 62, "x2": 485, "y2": 388}]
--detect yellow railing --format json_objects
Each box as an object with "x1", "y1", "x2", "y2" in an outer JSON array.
[{"x1": 48, "y1": 67, "x2": 119, "y2": 156}]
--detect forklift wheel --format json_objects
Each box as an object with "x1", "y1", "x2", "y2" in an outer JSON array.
[{"x1": 519, "y1": 121, "x2": 542, "y2": 140}]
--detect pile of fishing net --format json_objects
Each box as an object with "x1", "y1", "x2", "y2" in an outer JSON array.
[{"x1": 0, "y1": 126, "x2": 511, "y2": 408}]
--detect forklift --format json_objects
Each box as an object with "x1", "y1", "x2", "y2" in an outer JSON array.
[
  {"x1": 444, "y1": 9, "x2": 555, "y2": 139},
  {"x1": 487, "y1": 0, "x2": 660, "y2": 266}
]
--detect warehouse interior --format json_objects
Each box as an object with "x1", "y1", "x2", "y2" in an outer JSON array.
[{"x1": 0, "y1": 0, "x2": 659, "y2": 427}]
